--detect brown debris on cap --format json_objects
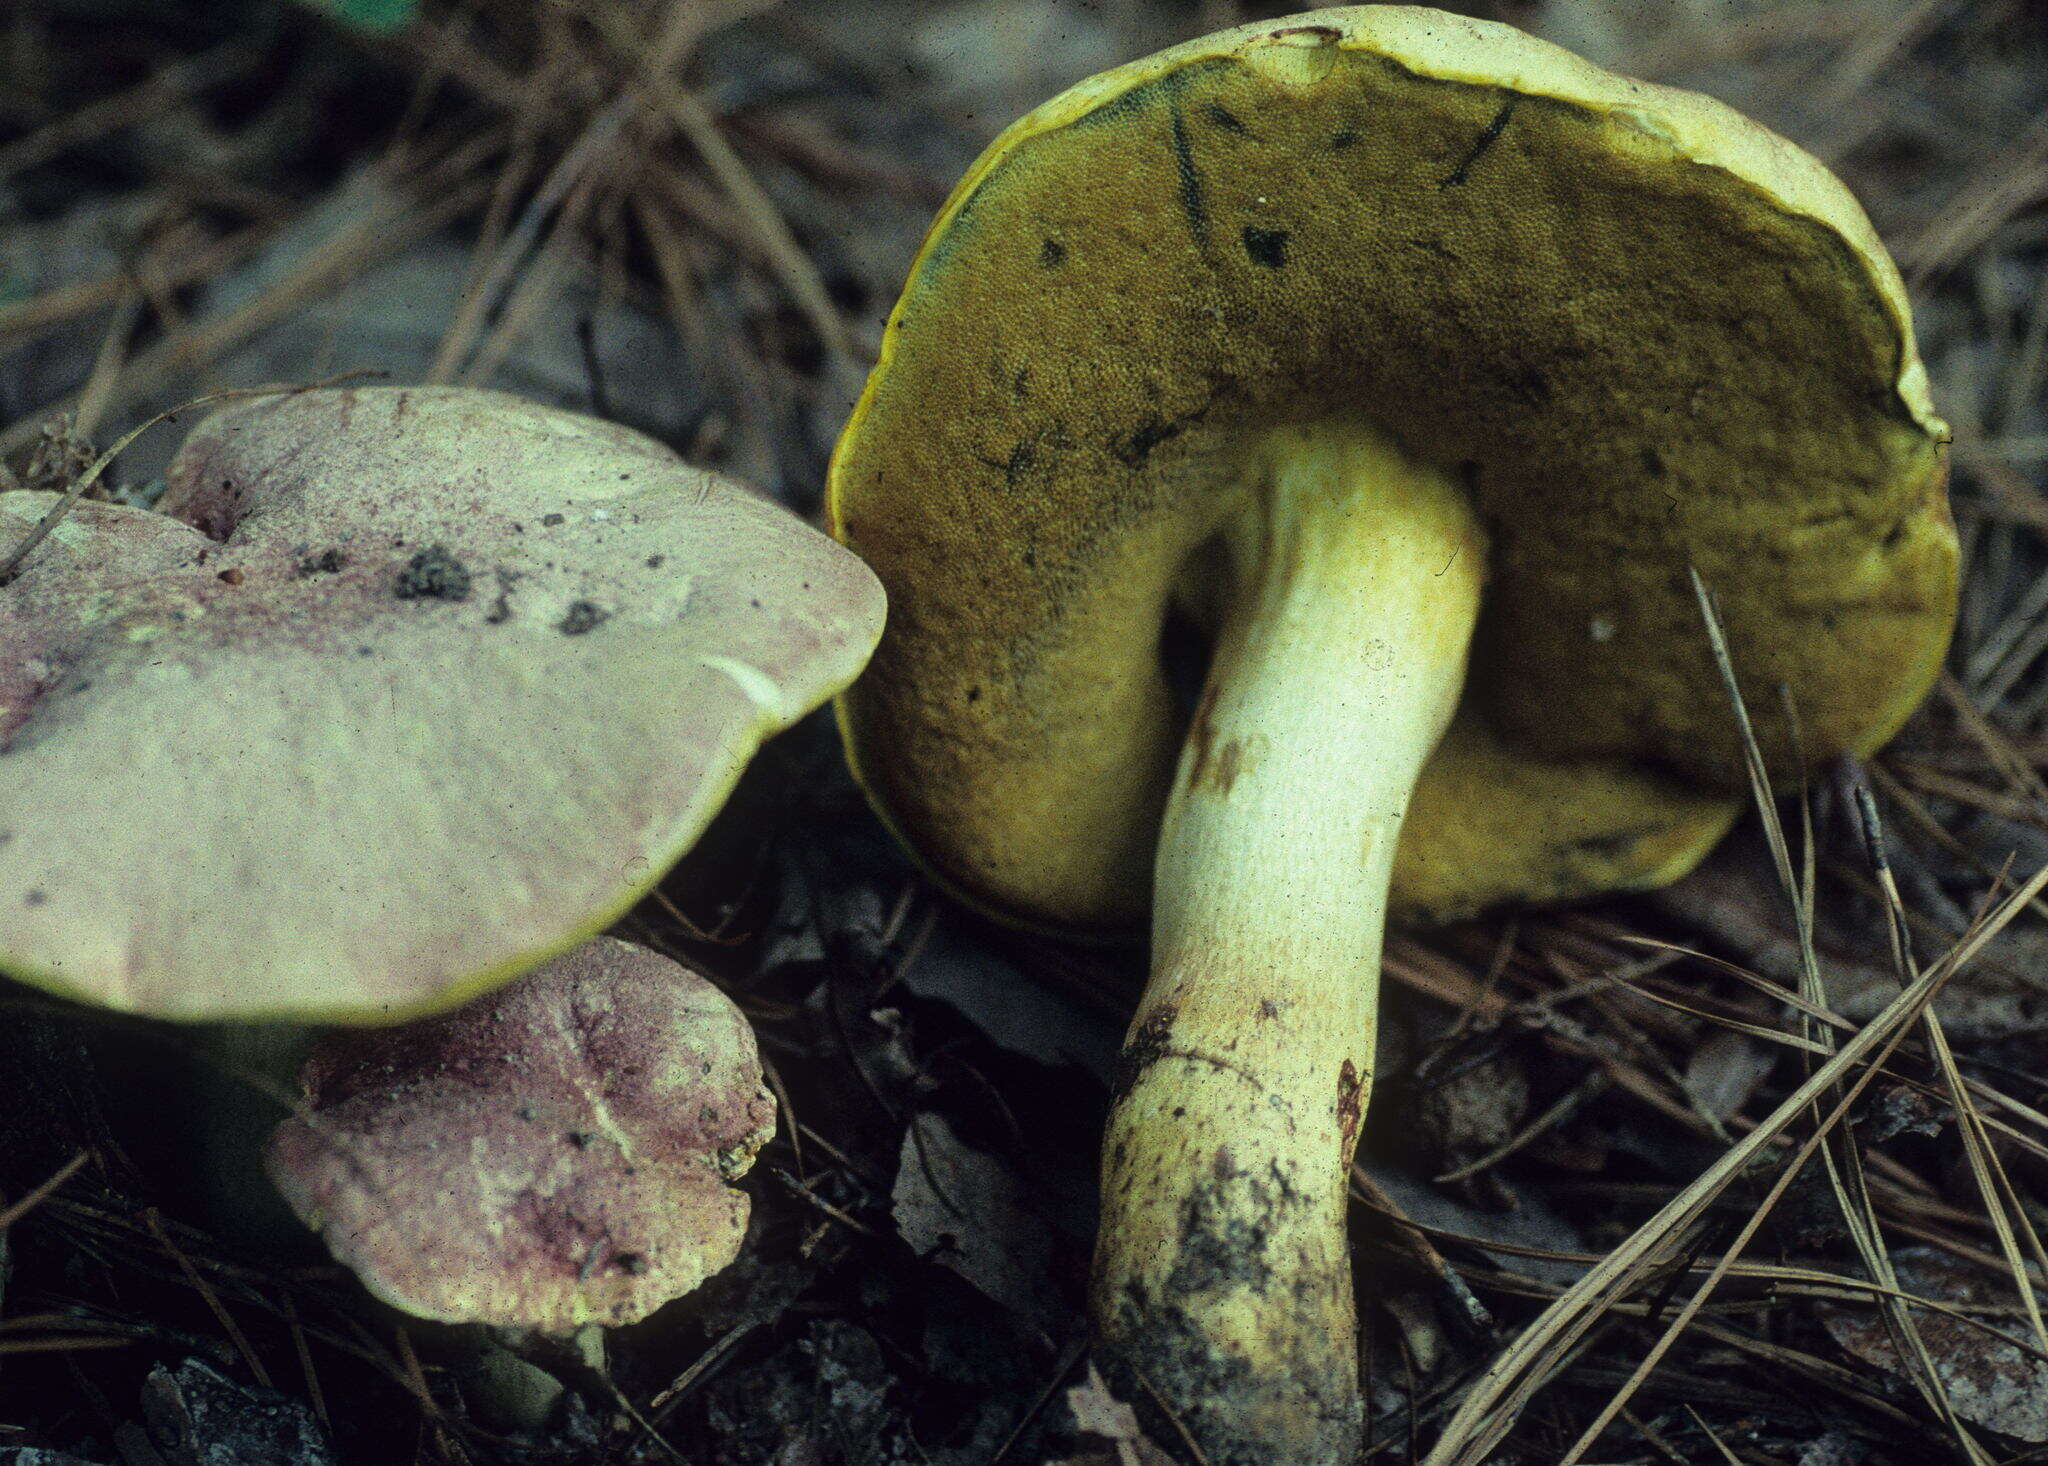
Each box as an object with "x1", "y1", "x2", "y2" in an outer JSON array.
[
  {"x1": 0, "y1": 385, "x2": 884, "y2": 1022},
  {"x1": 263, "y1": 936, "x2": 775, "y2": 1333}
]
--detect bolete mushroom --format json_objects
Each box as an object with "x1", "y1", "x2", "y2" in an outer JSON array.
[
  {"x1": 0, "y1": 385, "x2": 884, "y2": 1022},
  {"x1": 264, "y1": 936, "x2": 774, "y2": 1336},
  {"x1": 827, "y1": 10, "x2": 1955, "y2": 1464}
]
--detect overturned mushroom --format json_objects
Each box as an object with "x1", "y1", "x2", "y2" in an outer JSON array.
[
  {"x1": 829, "y1": 10, "x2": 1955, "y2": 1464},
  {"x1": 265, "y1": 936, "x2": 773, "y2": 1334},
  {"x1": 0, "y1": 385, "x2": 884, "y2": 1022}
]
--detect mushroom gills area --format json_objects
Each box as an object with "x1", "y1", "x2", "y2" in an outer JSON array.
[{"x1": 1095, "y1": 422, "x2": 1485, "y2": 1465}]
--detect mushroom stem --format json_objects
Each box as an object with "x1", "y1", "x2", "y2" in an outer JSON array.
[
  {"x1": 1094, "y1": 425, "x2": 1486, "y2": 1466},
  {"x1": 193, "y1": 1022, "x2": 323, "y2": 1246}
]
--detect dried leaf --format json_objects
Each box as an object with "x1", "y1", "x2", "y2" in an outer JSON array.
[
  {"x1": 893, "y1": 1113, "x2": 1060, "y2": 1331},
  {"x1": 1655, "y1": 835, "x2": 2048, "y2": 1039},
  {"x1": 142, "y1": 1358, "x2": 338, "y2": 1466},
  {"x1": 1682, "y1": 1028, "x2": 1776, "y2": 1123},
  {"x1": 1820, "y1": 1249, "x2": 2048, "y2": 1442},
  {"x1": 1047, "y1": 1364, "x2": 1175, "y2": 1466}
]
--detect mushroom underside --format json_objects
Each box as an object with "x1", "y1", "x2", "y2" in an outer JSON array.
[{"x1": 828, "y1": 13, "x2": 1956, "y2": 1465}]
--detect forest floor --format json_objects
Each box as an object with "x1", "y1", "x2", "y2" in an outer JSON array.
[{"x1": 3, "y1": 1, "x2": 2048, "y2": 1463}]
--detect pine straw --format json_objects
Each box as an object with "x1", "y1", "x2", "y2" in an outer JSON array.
[
  {"x1": 1410, "y1": 582, "x2": 2048, "y2": 1466},
  {"x1": 3, "y1": 2, "x2": 2048, "y2": 1464}
]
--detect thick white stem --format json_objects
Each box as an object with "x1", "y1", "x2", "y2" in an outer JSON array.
[{"x1": 1094, "y1": 425, "x2": 1485, "y2": 1466}]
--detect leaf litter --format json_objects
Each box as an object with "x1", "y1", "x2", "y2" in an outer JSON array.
[{"x1": 2, "y1": 1, "x2": 2048, "y2": 1464}]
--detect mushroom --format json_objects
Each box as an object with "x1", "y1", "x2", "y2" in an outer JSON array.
[
  {"x1": 0, "y1": 385, "x2": 884, "y2": 1022},
  {"x1": 263, "y1": 936, "x2": 773, "y2": 1337},
  {"x1": 827, "y1": 10, "x2": 1955, "y2": 1464}
]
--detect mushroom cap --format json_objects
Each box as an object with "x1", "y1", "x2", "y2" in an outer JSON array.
[
  {"x1": 0, "y1": 386, "x2": 884, "y2": 1020},
  {"x1": 828, "y1": 6, "x2": 1955, "y2": 933},
  {"x1": 263, "y1": 936, "x2": 774, "y2": 1332}
]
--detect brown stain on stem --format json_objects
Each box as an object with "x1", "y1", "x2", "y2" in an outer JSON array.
[
  {"x1": 1208, "y1": 737, "x2": 1242, "y2": 795},
  {"x1": 1181, "y1": 683, "x2": 1246, "y2": 795},
  {"x1": 1183, "y1": 682, "x2": 1219, "y2": 791},
  {"x1": 1113, "y1": 1000, "x2": 1179, "y2": 1102},
  {"x1": 1337, "y1": 1059, "x2": 1363, "y2": 1151}
]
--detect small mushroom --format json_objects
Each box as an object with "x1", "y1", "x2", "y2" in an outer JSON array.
[
  {"x1": 264, "y1": 936, "x2": 773, "y2": 1334},
  {"x1": 828, "y1": 11, "x2": 1955, "y2": 1464},
  {"x1": 0, "y1": 385, "x2": 884, "y2": 1022}
]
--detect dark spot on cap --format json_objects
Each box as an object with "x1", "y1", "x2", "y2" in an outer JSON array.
[
  {"x1": 1242, "y1": 226, "x2": 1289, "y2": 269},
  {"x1": 485, "y1": 594, "x2": 512, "y2": 625},
  {"x1": 216, "y1": 568, "x2": 244, "y2": 586},
  {"x1": 1041, "y1": 238, "x2": 1066, "y2": 268},
  {"x1": 566, "y1": 1130, "x2": 593, "y2": 1149},
  {"x1": 542, "y1": 513, "x2": 566, "y2": 527},
  {"x1": 645, "y1": 554, "x2": 665, "y2": 569},
  {"x1": 557, "y1": 601, "x2": 610, "y2": 636},
  {"x1": 295, "y1": 549, "x2": 348, "y2": 577},
  {"x1": 394, "y1": 546, "x2": 472, "y2": 601},
  {"x1": 615, "y1": 1252, "x2": 648, "y2": 1275},
  {"x1": 966, "y1": 687, "x2": 981, "y2": 703},
  {"x1": 1330, "y1": 128, "x2": 1358, "y2": 148},
  {"x1": 24, "y1": 890, "x2": 47, "y2": 907}
]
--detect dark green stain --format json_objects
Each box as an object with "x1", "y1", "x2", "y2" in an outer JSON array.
[
  {"x1": 1439, "y1": 96, "x2": 1517, "y2": 188},
  {"x1": 1205, "y1": 103, "x2": 1248, "y2": 135},
  {"x1": 1166, "y1": 95, "x2": 1209, "y2": 245},
  {"x1": 1241, "y1": 227, "x2": 1289, "y2": 269},
  {"x1": 1116, "y1": 415, "x2": 1186, "y2": 468}
]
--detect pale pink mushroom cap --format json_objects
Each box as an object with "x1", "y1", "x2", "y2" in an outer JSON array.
[
  {"x1": 264, "y1": 936, "x2": 775, "y2": 1331},
  {"x1": 0, "y1": 386, "x2": 884, "y2": 1022}
]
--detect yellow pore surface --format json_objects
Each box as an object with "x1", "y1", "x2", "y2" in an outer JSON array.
[{"x1": 830, "y1": 7, "x2": 1956, "y2": 932}]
